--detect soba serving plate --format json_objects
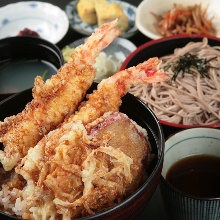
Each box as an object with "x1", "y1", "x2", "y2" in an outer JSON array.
[
  {"x1": 120, "y1": 35, "x2": 220, "y2": 138},
  {"x1": 0, "y1": 1, "x2": 69, "y2": 44},
  {"x1": 65, "y1": 0, "x2": 137, "y2": 38},
  {"x1": 136, "y1": 0, "x2": 220, "y2": 40},
  {"x1": 0, "y1": 83, "x2": 165, "y2": 220}
]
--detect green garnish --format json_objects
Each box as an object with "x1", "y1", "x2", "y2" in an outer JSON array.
[
  {"x1": 41, "y1": 70, "x2": 48, "y2": 81},
  {"x1": 164, "y1": 53, "x2": 220, "y2": 81}
]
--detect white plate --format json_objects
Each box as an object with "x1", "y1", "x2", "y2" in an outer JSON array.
[
  {"x1": 136, "y1": 0, "x2": 220, "y2": 39},
  {"x1": 65, "y1": 0, "x2": 137, "y2": 38},
  {"x1": 0, "y1": 1, "x2": 69, "y2": 44},
  {"x1": 69, "y1": 37, "x2": 137, "y2": 62}
]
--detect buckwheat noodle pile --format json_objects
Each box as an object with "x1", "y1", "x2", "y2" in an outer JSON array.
[{"x1": 130, "y1": 38, "x2": 220, "y2": 125}]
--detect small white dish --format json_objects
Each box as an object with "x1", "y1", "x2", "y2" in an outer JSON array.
[
  {"x1": 136, "y1": 0, "x2": 220, "y2": 39},
  {"x1": 65, "y1": 0, "x2": 137, "y2": 38},
  {"x1": 0, "y1": 1, "x2": 69, "y2": 44}
]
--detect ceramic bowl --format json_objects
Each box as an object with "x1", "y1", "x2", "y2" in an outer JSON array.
[
  {"x1": 136, "y1": 0, "x2": 220, "y2": 40},
  {"x1": 65, "y1": 0, "x2": 137, "y2": 38},
  {"x1": 160, "y1": 128, "x2": 220, "y2": 220},
  {"x1": 120, "y1": 35, "x2": 220, "y2": 138},
  {"x1": 0, "y1": 83, "x2": 165, "y2": 220},
  {"x1": 0, "y1": 36, "x2": 64, "y2": 102},
  {"x1": 0, "y1": 1, "x2": 69, "y2": 44}
]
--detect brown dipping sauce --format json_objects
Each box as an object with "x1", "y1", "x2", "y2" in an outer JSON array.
[{"x1": 166, "y1": 154, "x2": 220, "y2": 198}]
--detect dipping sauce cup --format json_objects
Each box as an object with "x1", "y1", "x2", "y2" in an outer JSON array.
[{"x1": 160, "y1": 128, "x2": 220, "y2": 220}]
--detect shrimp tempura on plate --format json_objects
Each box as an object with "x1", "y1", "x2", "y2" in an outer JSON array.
[{"x1": 0, "y1": 20, "x2": 120, "y2": 171}]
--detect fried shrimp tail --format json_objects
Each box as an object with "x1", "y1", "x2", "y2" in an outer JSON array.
[
  {"x1": 73, "y1": 57, "x2": 169, "y2": 124},
  {"x1": 0, "y1": 20, "x2": 120, "y2": 171}
]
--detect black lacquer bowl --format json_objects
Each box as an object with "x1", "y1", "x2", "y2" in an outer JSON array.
[
  {"x1": 0, "y1": 83, "x2": 165, "y2": 220},
  {"x1": 0, "y1": 36, "x2": 64, "y2": 101}
]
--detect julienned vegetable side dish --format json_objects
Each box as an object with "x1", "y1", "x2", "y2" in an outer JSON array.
[
  {"x1": 151, "y1": 3, "x2": 216, "y2": 37},
  {"x1": 0, "y1": 20, "x2": 169, "y2": 219}
]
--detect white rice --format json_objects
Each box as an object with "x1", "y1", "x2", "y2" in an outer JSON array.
[{"x1": 0, "y1": 185, "x2": 25, "y2": 217}]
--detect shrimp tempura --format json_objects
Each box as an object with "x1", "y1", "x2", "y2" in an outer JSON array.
[
  {"x1": 0, "y1": 20, "x2": 120, "y2": 171},
  {"x1": 13, "y1": 57, "x2": 169, "y2": 219}
]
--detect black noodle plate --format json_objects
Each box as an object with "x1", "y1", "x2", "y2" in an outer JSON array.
[
  {"x1": 0, "y1": 83, "x2": 165, "y2": 220},
  {"x1": 120, "y1": 35, "x2": 220, "y2": 138}
]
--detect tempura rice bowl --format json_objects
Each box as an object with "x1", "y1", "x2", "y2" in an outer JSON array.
[
  {"x1": 0, "y1": 83, "x2": 165, "y2": 219},
  {"x1": 120, "y1": 35, "x2": 220, "y2": 138}
]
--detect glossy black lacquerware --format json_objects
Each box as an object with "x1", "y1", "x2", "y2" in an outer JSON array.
[{"x1": 0, "y1": 36, "x2": 64, "y2": 101}]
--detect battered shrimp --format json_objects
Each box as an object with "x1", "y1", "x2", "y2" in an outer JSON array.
[
  {"x1": 12, "y1": 57, "x2": 169, "y2": 220},
  {"x1": 0, "y1": 20, "x2": 120, "y2": 171},
  {"x1": 73, "y1": 57, "x2": 169, "y2": 124}
]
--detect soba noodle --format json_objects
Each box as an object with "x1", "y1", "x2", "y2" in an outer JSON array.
[{"x1": 130, "y1": 38, "x2": 220, "y2": 125}]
